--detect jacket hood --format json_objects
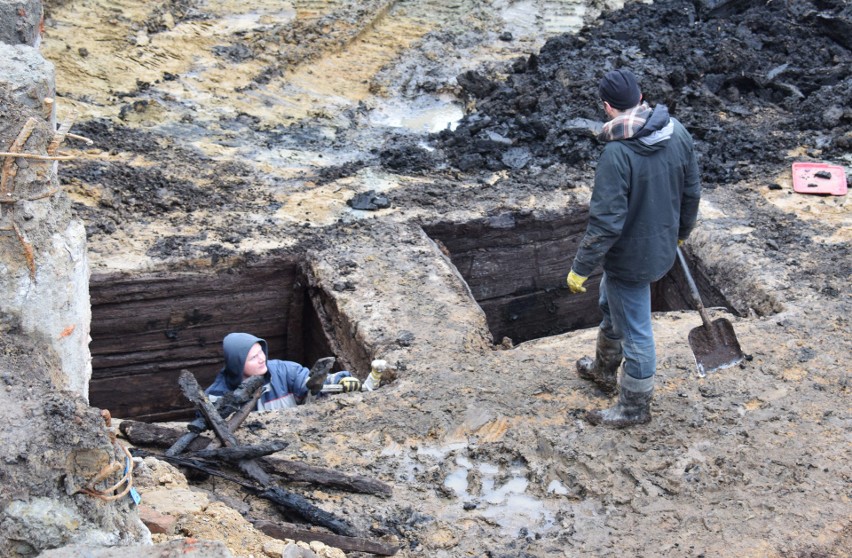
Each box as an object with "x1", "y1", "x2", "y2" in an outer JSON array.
[
  {"x1": 626, "y1": 105, "x2": 674, "y2": 154},
  {"x1": 221, "y1": 332, "x2": 268, "y2": 390}
]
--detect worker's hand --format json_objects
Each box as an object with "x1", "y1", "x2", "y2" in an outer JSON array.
[
  {"x1": 566, "y1": 270, "x2": 588, "y2": 294},
  {"x1": 337, "y1": 377, "x2": 361, "y2": 393},
  {"x1": 678, "y1": 239, "x2": 684, "y2": 247}
]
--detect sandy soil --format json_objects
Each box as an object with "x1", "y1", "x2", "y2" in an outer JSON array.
[{"x1": 27, "y1": 0, "x2": 852, "y2": 556}]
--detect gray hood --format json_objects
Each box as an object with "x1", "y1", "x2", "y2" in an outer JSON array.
[{"x1": 221, "y1": 332, "x2": 268, "y2": 390}]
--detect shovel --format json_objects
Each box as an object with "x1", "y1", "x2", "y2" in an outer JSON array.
[{"x1": 676, "y1": 247, "x2": 744, "y2": 377}]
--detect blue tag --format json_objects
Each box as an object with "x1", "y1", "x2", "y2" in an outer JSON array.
[{"x1": 124, "y1": 457, "x2": 142, "y2": 505}]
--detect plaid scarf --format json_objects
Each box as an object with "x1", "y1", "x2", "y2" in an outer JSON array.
[{"x1": 598, "y1": 102, "x2": 653, "y2": 142}]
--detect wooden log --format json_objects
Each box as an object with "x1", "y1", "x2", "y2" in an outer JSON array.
[
  {"x1": 166, "y1": 374, "x2": 267, "y2": 456},
  {"x1": 259, "y1": 487, "x2": 358, "y2": 538},
  {"x1": 178, "y1": 370, "x2": 273, "y2": 486},
  {"x1": 132, "y1": 449, "x2": 251, "y2": 487},
  {"x1": 253, "y1": 519, "x2": 399, "y2": 556},
  {"x1": 205, "y1": 384, "x2": 266, "y2": 450},
  {"x1": 119, "y1": 421, "x2": 393, "y2": 497},
  {"x1": 133, "y1": 450, "x2": 360, "y2": 539},
  {"x1": 213, "y1": 374, "x2": 269, "y2": 420},
  {"x1": 177, "y1": 370, "x2": 238, "y2": 444},
  {"x1": 187, "y1": 441, "x2": 288, "y2": 462},
  {"x1": 263, "y1": 456, "x2": 392, "y2": 499},
  {"x1": 120, "y1": 420, "x2": 212, "y2": 452}
]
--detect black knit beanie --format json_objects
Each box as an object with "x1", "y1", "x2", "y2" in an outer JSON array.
[{"x1": 598, "y1": 69, "x2": 641, "y2": 110}]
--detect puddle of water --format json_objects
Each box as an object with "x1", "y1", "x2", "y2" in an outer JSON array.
[
  {"x1": 444, "y1": 466, "x2": 469, "y2": 497},
  {"x1": 387, "y1": 443, "x2": 562, "y2": 537},
  {"x1": 369, "y1": 94, "x2": 464, "y2": 133},
  {"x1": 498, "y1": 0, "x2": 588, "y2": 36},
  {"x1": 499, "y1": 0, "x2": 538, "y2": 31},
  {"x1": 442, "y1": 456, "x2": 556, "y2": 537},
  {"x1": 203, "y1": 8, "x2": 297, "y2": 35},
  {"x1": 547, "y1": 479, "x2": 569, "y2": 495}
]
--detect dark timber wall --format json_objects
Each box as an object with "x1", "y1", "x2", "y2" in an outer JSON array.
[
  {"x1": 426, "y1": 212, "x2": 734, "y2": 346},
  {"x1": 89, "y1": 257, "x2": 309, "y2": 421},
  {"x1": 88, "y1": 217, "x2": 733, "y2": 421}
]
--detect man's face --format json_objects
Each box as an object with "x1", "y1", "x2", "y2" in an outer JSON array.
[{"x1": 243, "y1": 342, "x2": 268, "y2": 377}]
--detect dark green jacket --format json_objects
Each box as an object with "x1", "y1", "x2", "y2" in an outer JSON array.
[{"x1": 572, "y1": 115, "x2": 701, "y2": 283}]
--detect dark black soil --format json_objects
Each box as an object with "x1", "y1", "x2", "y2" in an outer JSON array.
[{"x1": 428, "y1": 0, "x2": 852, "y2": 186}]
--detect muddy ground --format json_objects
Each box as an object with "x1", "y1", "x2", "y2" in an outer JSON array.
[{"x1": 20, "y1": 0, "x2": 852, "y2": 556}]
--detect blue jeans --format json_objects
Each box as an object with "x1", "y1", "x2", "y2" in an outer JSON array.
[{"x1": 598, "y1": 273, "x2": 656, "y2": 380}]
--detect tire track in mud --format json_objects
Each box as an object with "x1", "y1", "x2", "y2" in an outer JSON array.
[
  {"x1": 44, "y1": 0, "x2": 596, "y2": 125},
  {"x1": 267, "y1": 0, "x2": 595, "y2": 121},
  {"x1": 268, "y1": 0, "x2": 484, "y2": 118}
]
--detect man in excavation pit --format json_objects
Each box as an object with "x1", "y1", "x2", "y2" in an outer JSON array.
[
  {"x1": 205, "y1": 332, "x2": 385, "y2": 411},
  {"x1": 566, "y1": 68, "x2": 701, "y2": 428}
]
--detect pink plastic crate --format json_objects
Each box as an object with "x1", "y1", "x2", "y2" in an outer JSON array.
[{"x1": 791, "y1": 162, "x2": 848, "y2": 196}]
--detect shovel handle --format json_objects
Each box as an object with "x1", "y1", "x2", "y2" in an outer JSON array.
[{"x1": 676, "y1": 247, "x2": 714, "y2": 331}]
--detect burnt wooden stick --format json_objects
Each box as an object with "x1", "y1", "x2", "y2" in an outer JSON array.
[
  {"x1": 121, "y1": 420, "x2": 212, "y2": 453},
  {"x1": 166, "y1": 374, "x2": 267, "y2": 456},
  {"x1": 252, "y1": 519, "x2": 400, "y2": 556},
  {"x1": 132, "y1": 449, "x2": 250, "y2": 486},
  {"x1": 178, "y1": 369, "x2": 238, "y2": 446},
  {"x1": 216, "y1": 374, "x2": 269, "y2": 421},
  {"x1": 263, "y1": 456, "x2": 392, "y2": 498},
  {"x1": 187, "y1": 440, "x2": 288, "y2": 462},
  {"x1": 124, "y1": 388, "x2": 263, "y2": 454},
  {"x1": 132, "y1": 449, "x2": 361, "y2": 540},
  {"x1": 166, "y1": 427, "x2": 207, "y2": 457},
  {"x1": 178, "y1": 370, "x2": 272, "y2": 486},
  {"x1": 206, "y1": 384, "x2": 265, "y2": 450},
  {"x1": 120, "y1": 421, "x2": 392, "y2": 498},
  {"x1": 228, "y1": 384, "x2": 265, "y2": 429},
  {"x1": 259, "y1": 487, "x2": 358, "y2": 538}
]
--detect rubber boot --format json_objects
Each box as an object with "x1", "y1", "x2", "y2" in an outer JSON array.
[
  {"x1": 576, "y1": 329, "x2": 622, "y2": 393},
  {"x1": 585, "y1": 373, "x2": 653, "y2": 428}
]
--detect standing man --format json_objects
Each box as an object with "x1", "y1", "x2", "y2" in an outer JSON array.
[{"x1": 566, "y1": 69, "x2": 701, "y2": 428}]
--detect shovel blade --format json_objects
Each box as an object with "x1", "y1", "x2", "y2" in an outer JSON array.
[{"x1": 688, "y1": 318, "x2": 744, "y2": 376}]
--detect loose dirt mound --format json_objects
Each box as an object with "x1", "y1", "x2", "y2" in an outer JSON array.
[{"x1": 434, "y1": 0, "x2": 851, "y2": 184}]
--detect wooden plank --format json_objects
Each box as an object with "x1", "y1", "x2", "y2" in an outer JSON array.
[
  {"x1": 88, "y1": 258, "x2": 309, "y2": 420},
  {"x1": 120, "y1": 420, "x2": 395, "y2": 498},
  {"x1": 424, "y1": 211, "x2": 589, "y2": 253},
  {"x1": 479, "y1": 275, "x2": 603, "y2": 344},
  {"x1": 428, "y1": 216, "x2": 589, "y2": 302},
  {"x1": 253, "y1": 520, "x2": 399, "y2": 556},
  {"x1": 89, "y1": 369, "x2": 201, "y2": 419}
]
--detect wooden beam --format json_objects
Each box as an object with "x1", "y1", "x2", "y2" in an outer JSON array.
[
  {"x1": 119, "y1": 420, "x2": 393, "y2": 498},
  {"x1": 187, "y1": 441, "x2": 289, "y2": 462},
  {"x1": 253, "y1": 519, "x2": 399, "y2": 556}
]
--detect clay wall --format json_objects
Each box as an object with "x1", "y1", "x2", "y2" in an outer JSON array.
[{"x1": 0, "y1": 8, "x2": 91, "y2": 397}]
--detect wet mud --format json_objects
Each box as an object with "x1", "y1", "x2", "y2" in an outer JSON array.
[{"x1": 21, "y1": 0, "x2": 852, "y2": 556}]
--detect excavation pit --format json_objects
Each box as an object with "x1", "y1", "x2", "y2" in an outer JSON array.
[
  {"x1": 87, "y1": 256, "x2": 363, "y2": 421},
  {"x1": 425, "y1": 212, "x2": 737, "y2": 346}
]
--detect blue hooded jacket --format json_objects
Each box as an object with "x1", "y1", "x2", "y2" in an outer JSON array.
[{"x1": 205, "y1": 332, "x2": 352, "y2": 411}]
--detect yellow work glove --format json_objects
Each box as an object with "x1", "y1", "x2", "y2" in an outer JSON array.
[
  {"x1": 678, "y1": 239, "x2": 684, "y2": 247},
  {"x1": 338, "y1": 376, "x2": 361, "y2": 393},
  {"x1": 566, "y1": 270, "x2": 588, "y2": 293},
  {"x1": 362, "y1": 359, "x2": 386, "y2": 391}
]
